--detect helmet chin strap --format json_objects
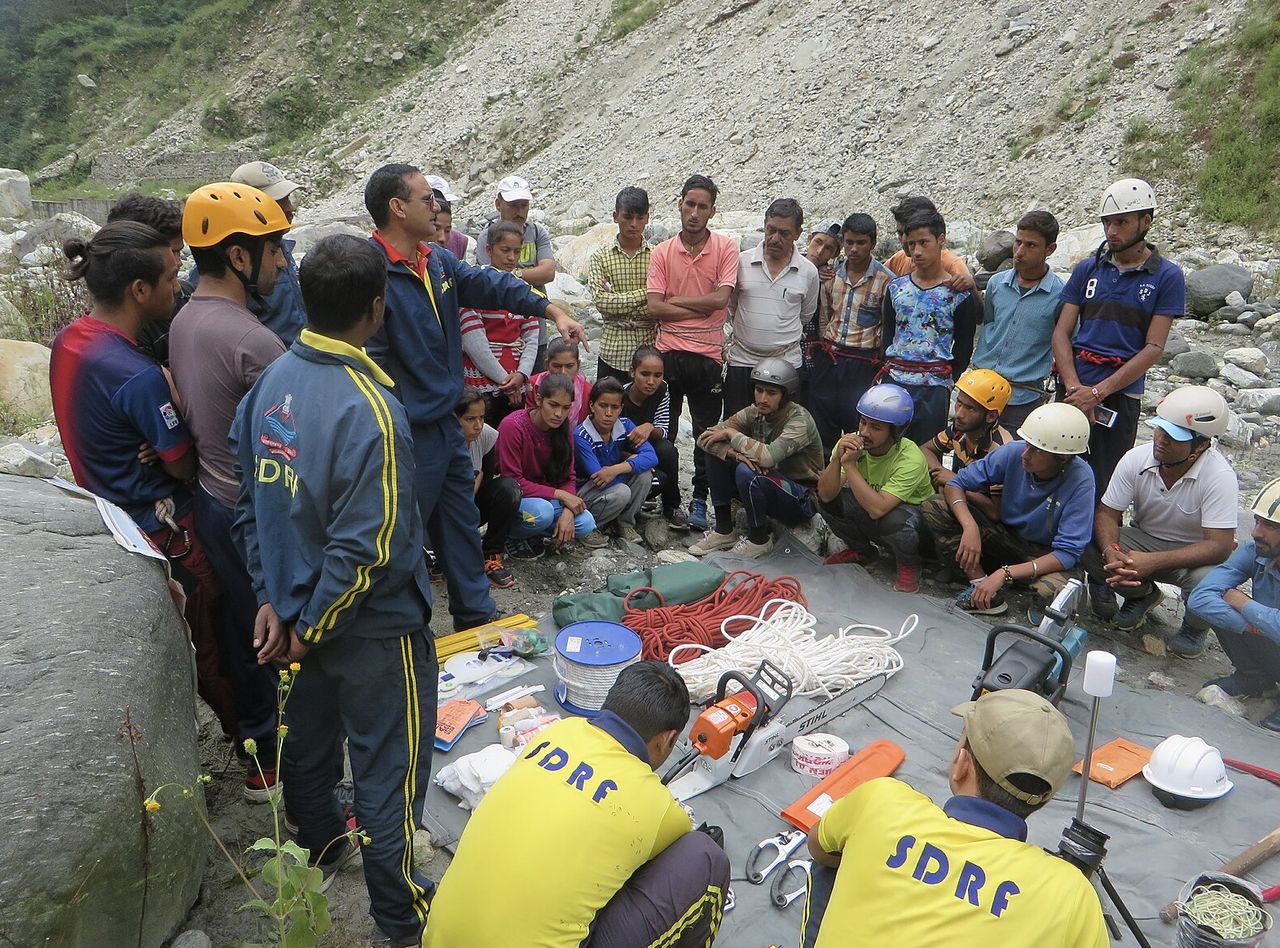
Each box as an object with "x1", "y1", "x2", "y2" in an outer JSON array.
[
  {"x1": 1106, "y1": 222, "x2": 1151, "y2": 257},
  {"x1": 224, "y1": 239, "x2": 270, "y2": 309}
]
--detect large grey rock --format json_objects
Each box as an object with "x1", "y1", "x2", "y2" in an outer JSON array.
[
  {"x1": 8, "y1": 212, "x2": 99, "y2": 261},
  {"x1": 1185, "y1": 264, "x2": 1254, "y2": 317},
  {"x1": 976, "y1": 230, "x2": 1015, "y2": 272},
  {"x1": 0, "y1": 168, "x2": 32, "y2": 219},
  {"x1": 0, "y1": 475, "x2": 205, "y2": 945},
  {"x1": 1168, "y1": 349, "x2": 1219, "y2": 379},
  {"x1": 1159, "y1": 330, "x2": 1190, "y2": 364},
  {"x1": 1219, "y1": 363, "x2": 1265, "y2": 389},
  {"x1": 0, "y1": 339, "x2": 53, "y2": 420},
  {"x1": 1234, "y1": 387, "x2": 1280, "y2": 415},
  {"x1": 1223, "y1": 347, "x2": 1268, "y2": 374},
  {"x1": 284, "y1": 220, "x2": 368, "y2": 256}
]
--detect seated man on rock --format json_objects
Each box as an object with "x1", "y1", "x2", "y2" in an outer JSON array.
[
  {"x1": 816, "y1": 383, "x2": 934, "y2": 593},
  {"x1": 1188, "y1": 477, "x2": 1280, "y2": 733},
  {"x1": 425, "y1": 661, "x2": 730, "y2": 947},
  {"x1": 802, "y1": 689, "x2": 1108, "y2": 947},
  {"x1": 690, "y1": 358, "x2": 824, "y2": 559},
  {"x1": 1083, "y1": 385, "x2": 1237, "y2": 657},
  {"x1": 920, "y1": 368, "x2": 1014, "y2": 520},
  {"x1": 921, "y1": 403, "x2": 1094, "y2": 615}
]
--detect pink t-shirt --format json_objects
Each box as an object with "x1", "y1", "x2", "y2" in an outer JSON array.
[
  {"x1": 524, "y1": 371, "x2": 591, "y2": 427},
  {"x1": 647, "y1": 231, "x2": 739, "y2": 362}
]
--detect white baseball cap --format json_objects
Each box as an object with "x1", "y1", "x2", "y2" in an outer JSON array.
[
  {"x1": 426, "y1": 174, "x2": 460, "y2": 202},
  {"x1": 230, "y1": 161, "x2": 301, "y2": 201},
  {"x1": 496, "y1": 175, "x2": 533, "y2": 202}
]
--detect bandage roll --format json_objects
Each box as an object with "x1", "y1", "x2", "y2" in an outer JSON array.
[
  {"x1": 791, "y1": 734, "x2": 851, "y2": 777},
  {"x1": 499, "y1": 725, "x2": 517, "y2": 749}
]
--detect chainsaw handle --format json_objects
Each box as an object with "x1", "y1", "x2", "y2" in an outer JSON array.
[
  {"x1": 714, "y1": 669, "x2": 760, "y2": 703},
  {"x1": 974, "y1": 624, "x2": 1074, "y2": 705}
]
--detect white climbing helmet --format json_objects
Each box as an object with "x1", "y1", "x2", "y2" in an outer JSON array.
[
  {"x1": 1252, "y1": 476, "x2": 1280, "y2": 523},
  {"x1": 1142, "y1": 735, "x2": 1233, "y2": 809},
  {"x1": 1152, "y1": 385, "x2": 1229, "y2": 440},
  {"x1": 1016, "y1": 403, "x2": 1090, "y2": 456},
  {"x1": 1099, "y1": 178, "x2": 1157, "y2": 218}
]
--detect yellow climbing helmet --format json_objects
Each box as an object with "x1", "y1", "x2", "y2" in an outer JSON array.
[
  {"x1": 182, "y1": 182, "x2": 290, "y2": 248},
  {"x1": 955, "y1": 368, "x2": 1013, "y2": 413}
]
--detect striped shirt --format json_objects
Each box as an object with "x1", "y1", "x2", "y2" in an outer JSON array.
[
  {"x1": 589, "y1": 239, "x2": 655, "y2": 370},
  {"x1": 819, "y1": 257, "x2": 895, "y2": 350},
  {"x1": 622, "y1": 380, "x2": 672, "y2": 441},
  {"x1": 927, "y1": 423, "x2": 1013, "y2": 496}
]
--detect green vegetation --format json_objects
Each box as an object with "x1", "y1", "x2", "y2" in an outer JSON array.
[
  {"x1": 0, "y1": 0, "x2": 501, "y2": 176},
  {"x1": 609, "y1": 0, "x2": 666, "y2": 39},
  {"x1": 1122, "y1": 0, "x2": 1280, "y2": 228}
]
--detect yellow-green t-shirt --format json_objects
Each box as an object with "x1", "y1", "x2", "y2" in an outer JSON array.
[
  {"x1": 854, "y1": 437, "x2": 935, "y2": 506},
  {"x1": 813, "y1": 777, "x2": 1109, "y2": 947},
  {"x1": 425, "y1": 714, "x2": 691, "y2": 948}
]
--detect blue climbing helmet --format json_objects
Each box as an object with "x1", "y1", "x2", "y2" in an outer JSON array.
[{"x1": 857, "y1": 383, "x2": 915, "y2": 427}]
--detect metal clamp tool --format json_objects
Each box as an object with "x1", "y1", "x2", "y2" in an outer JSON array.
[
  {"x1": 745, "y1": 829, "x2": 807, "y2": 884},
  {"x1": 770, "y1": 858, "x2": 812, "y2": 908}
]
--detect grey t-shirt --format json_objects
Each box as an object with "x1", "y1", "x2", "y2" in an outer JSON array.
[
  {"x1": 169, "y1": 295, "x2": 287, "y2": 507},
  {"x1": 468, "y1": 423, "x2": 499, "y2": 475}
]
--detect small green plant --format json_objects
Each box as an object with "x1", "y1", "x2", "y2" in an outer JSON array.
[
  {"x1": 2, "y1": 264, "x2": 89, "y2": 347},
  {"x1": 201, "y1": 95, "x2": 246, "y2": 139},
  {"x1": 608, "y1": 0, "x2": 666, "y2": 39},
  {"x1": 145, "y1": 663, "x2": 366, "y2": 946}
]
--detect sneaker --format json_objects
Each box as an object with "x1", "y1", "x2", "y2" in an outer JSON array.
[
  {"x1": 617, "y1": 524, "x2": 642, "y2": 544},
  {"x1": 823, "y1": 548, "x2": 877, "y2": 566},
  {"x1": 1205, "y1": 671, "x2": 1271, "y2": 698},
  {"x1": 484, "y1": 553, "x2": 515, "y2": 589},
  {"x1": 316, "y1": 823, "x2": 362, "y2": 894},
  {"x1": 688, "y1": 498, "x2": 709, "y2": 531},
  {"x1": 729, "y1": 534, "x2": 774, "y2": 558},
  {"x1": 1088, "y1": 581, "x2": 1117, "y2": 620},
  {"x1": 664, "y1": 506, "x2": 690, "y2": 531},
  {"x1": 894, "y1": 561, "x2": 920, "y2": 593},
  {"x1": 428, "y1": 563, "x2": 444, "y2": 584},
  {"x1": 956, "y1": 582, "x2": 1008, "y2": 616},
  {"x1": 507, "y1": 538, "x2": 544, "y2": 560},
  {"x1": 284, "y1": 810, "x2": 298, "y2": 835},
  {"x1": 689, "y1": 529, "x2": 739, "y2": 556},
  {"x1": 581, "y1": 530, "x2": 611, "y2": 549},
  {"x1": 1113, "y1": 588, "x2": 1164, "y2": 631},
  {"x1": 1262, "y1": 704, "x2": 1280, "y2": 733},
  {"x1": 1167, "y1": 623, "x2": 1208, "y2": 659},
  {"x1": 244, "y1": 767, "x2": 281, "y2": 804}
]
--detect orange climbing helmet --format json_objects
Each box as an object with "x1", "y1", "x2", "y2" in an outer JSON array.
[
  {"x1": 182, "y1": 182, "x2": 289, "y2": 248},
  {"x1": 955, "y1": 368, "x2": 1013, "y2": 413}
]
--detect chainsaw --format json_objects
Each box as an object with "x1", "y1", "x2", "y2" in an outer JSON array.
[
  {"x1": 971, "y1": 577, "x2": 1087, "y2": 705},
  {"x1": 662, "y1": 659, "x2": 889, "y2": 801}
]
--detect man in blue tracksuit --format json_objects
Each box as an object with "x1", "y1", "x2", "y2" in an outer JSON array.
[
  {"x1": 231, "y1": 235, "x2": 434, "y2": 946},
  {"x1": 363, "y1": 163, "x2": 587, "y2": 630}
]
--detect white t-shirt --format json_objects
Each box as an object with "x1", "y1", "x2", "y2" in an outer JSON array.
[
  {"x1": 725, "y1": 244, "x2": 820, "y2": 368},
  {"x1": 467, "y1": 423, "x2": 499, "y2": 475},
  {"x1": 1101, "y1": 443, "x2": 1238, "y2": 544}
]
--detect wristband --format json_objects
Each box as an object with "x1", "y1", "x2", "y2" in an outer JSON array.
[
  {"x1": 950, "y1": 498, "x2": 966, "y2": 506},
  {"x1": 1031, "y1": 560, "x2": 1039, "y2": 579},
  {"x1": 1000, "y1": 565, "x2": 1014, "y2": 584},
  {"x1": 1091, "y1": 387, "x2": 1100, "y2": 398}
]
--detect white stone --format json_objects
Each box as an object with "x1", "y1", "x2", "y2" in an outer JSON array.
[
  {"x1": 556, "y1": 222, "x2": 619, "y2": 281},
  {"x1": 1195, "y1": 684, "x2": 1245, "y2": 718},
  {"x1": 0, "y1": 442, "x2": 57, "y2": 478},
  {"x1": 1225, "y1": 290, "x2": 1247, "y2": 307},
  {"x1": 0, "y1": 339, "x2": 53, "y2": 421},
  {"x1": 1047, "y1": 223, "x2": 1105, "y2": 270},
  {"x1": 1223, "y1": 346, "x2": 1268, "y2": 374},
  {"x1": 0, "y1": 169, "x2": 32, "y2": 220},
  {"x1": 76, "y1": 74, "x2": 97, "y2": 89},
  {"x1": 1234, "y1": 387, "x2": 1280, "y2": 415},
  {"x1": 20, "y1": 247, "x2": 59, "y2": 268},
  {"x1": 1219, "y1": 363, "x2": 1265, "y2": 389},
  {"x1": 1215, "y1": 249, "x2": 1242, "y2": 265}
]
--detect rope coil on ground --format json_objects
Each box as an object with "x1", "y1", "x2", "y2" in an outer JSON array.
[
  {"x1": 624, "y1": 570, "x2": 807, "y2": 663},
  {"x1": 666, "y1": 597, "x2": 917, "y2": 703},
  {"x1": 1175, "y1": 883, "x2": 1271, "y2": 943}
]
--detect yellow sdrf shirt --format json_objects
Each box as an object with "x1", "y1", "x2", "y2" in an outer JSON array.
[{"x1": 425, "y1": 715, "x2": 691, "y2": 948}]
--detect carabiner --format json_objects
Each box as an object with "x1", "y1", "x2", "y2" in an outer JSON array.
[{"x1": 745, "y1": 829, "x2": 807, "y2": 884}]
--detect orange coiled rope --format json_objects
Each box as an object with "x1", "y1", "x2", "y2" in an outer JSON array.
[{"x1": 623, "y1": 569, "x2": 807, "y2": 662}]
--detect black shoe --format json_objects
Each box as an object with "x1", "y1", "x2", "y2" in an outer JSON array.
[
  {"x1": 1205, "y1": 671, "x2": 1271, "y2": 698},
  {"x1": 1262, "y1": 704, "x2": 1280, "y2": 733},
  {"x1": 1088, "y1": 580, "x2": 1117, "y2": 620},
  {"x1": 1113, "y1": 588, "x2": 1163, "y2": 631},
  {"x1": 696, "y1": 822, "x2": 725, "y2": 849},
  {"x1": 1167, "y1": 624, "x2": 1208, "y2": 659},
  {"x1": 507, "y1": 538, "x2": 544, "y2": 560}
]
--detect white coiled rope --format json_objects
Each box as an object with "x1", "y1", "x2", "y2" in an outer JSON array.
[{"x1": 668, "y1": 598, "x2": 917, "y2": 703}]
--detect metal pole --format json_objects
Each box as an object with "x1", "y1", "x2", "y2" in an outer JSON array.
[{"x1": 1076, "y1": 694, "x2": 1102, "y2": 824}]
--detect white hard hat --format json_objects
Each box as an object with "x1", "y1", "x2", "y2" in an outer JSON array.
[
  {"x1": 1152, "y1": 385, "x2": 1229, "y2": 440},
  {"x1": 1252, "y1": 476, "x2": 1280, "y2": 523},
  {"x1": 1142, "y1": 735, "x2": 1233, "y2": 808},
  {"x1": 1099, "y1": 178, "x2": 1157, "y2": 218},
  {"x1": 1016, "y1": 403, "x2": 1090, "y2": 456}
]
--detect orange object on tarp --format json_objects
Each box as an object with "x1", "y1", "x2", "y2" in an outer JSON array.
[
  {"x1": 435, "y1": 699, "x2": 486, "y2": 752},
  {"x1": 781, "y1": 739, "x2": 905, "y2": 833},
  {"x1": 1072, "y1": 737, "x2": 1152, "y2": 789}
]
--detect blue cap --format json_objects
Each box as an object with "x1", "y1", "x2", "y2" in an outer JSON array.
[{"x1": 1148, "y1": 417, "x2": 1195, "y2": 442}]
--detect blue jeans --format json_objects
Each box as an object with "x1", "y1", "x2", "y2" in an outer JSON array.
[
  {"x1": 510, "y1": 497, "x2": 597, "y2": 540},
  {"x1": 706, "y1": 456, "x2": 815, "y2": 530},
  {"x1": 411, "y1": 418, "x2": 495, "y2": 630}
]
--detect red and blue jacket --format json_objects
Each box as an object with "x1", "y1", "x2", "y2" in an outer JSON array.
[{"x1": 230, "y1": 330, "x2": 430, "y2": 645}]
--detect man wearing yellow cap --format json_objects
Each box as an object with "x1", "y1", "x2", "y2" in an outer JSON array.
[{"x1": 803, "y1": 689, "x2": 1108, "y2": 946}]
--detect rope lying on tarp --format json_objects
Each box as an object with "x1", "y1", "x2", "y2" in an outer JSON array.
[
  {"x1": 623, "y1": 570, "x2": 806, "y2": 663},
  {"x1": 665, "y1": 596, "x2": 917, "y2": 703}
]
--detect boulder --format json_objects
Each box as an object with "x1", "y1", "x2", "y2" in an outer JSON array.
[
  {"x1": 0, "y1": 474, "x2": 206, "y2": 945},
  {"x1": 556, "y1": 222, "x2": 618, "y2": 282},
  {"x1": 976, "y1": 230, "x2": 1015, "y2": 272},
  {"x1": 1046, "y1": 223, "x2": 1104, "y2": 271},
  {"x1": 1224, "y1": 347, "x2": 1268, "y2": 375},
  {"x1": 1168, "y1": 350, "x2": 1219, "y2": 380},
  {"x1": 0, "y1": 291, "x2": 24, "y2": 339},
  {"x1": 1234, "y1": 387, "x2": 1280, "y2": 416},
  {"x1": 1219, "y1": 363, "x2": 1265, "y2": 389},
  {"x1": 9, "y1": 212, "x2": 99, "y2": 261},
  {"x1": 0, "y1": 339, "x2": 53, "y2": 421},
  {"x1": 0, "y1": 168, "x2": 32, "y2": 219},
  {"x1": 285, "y1": 220, "x2": 368, "y2": 256},
  {"x1": 1159, "y1": 330, "x2": 1190, "y2": 364},
  {"x1": 1185, "y1": 264, "x2": 1254, "y2": 317}
]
